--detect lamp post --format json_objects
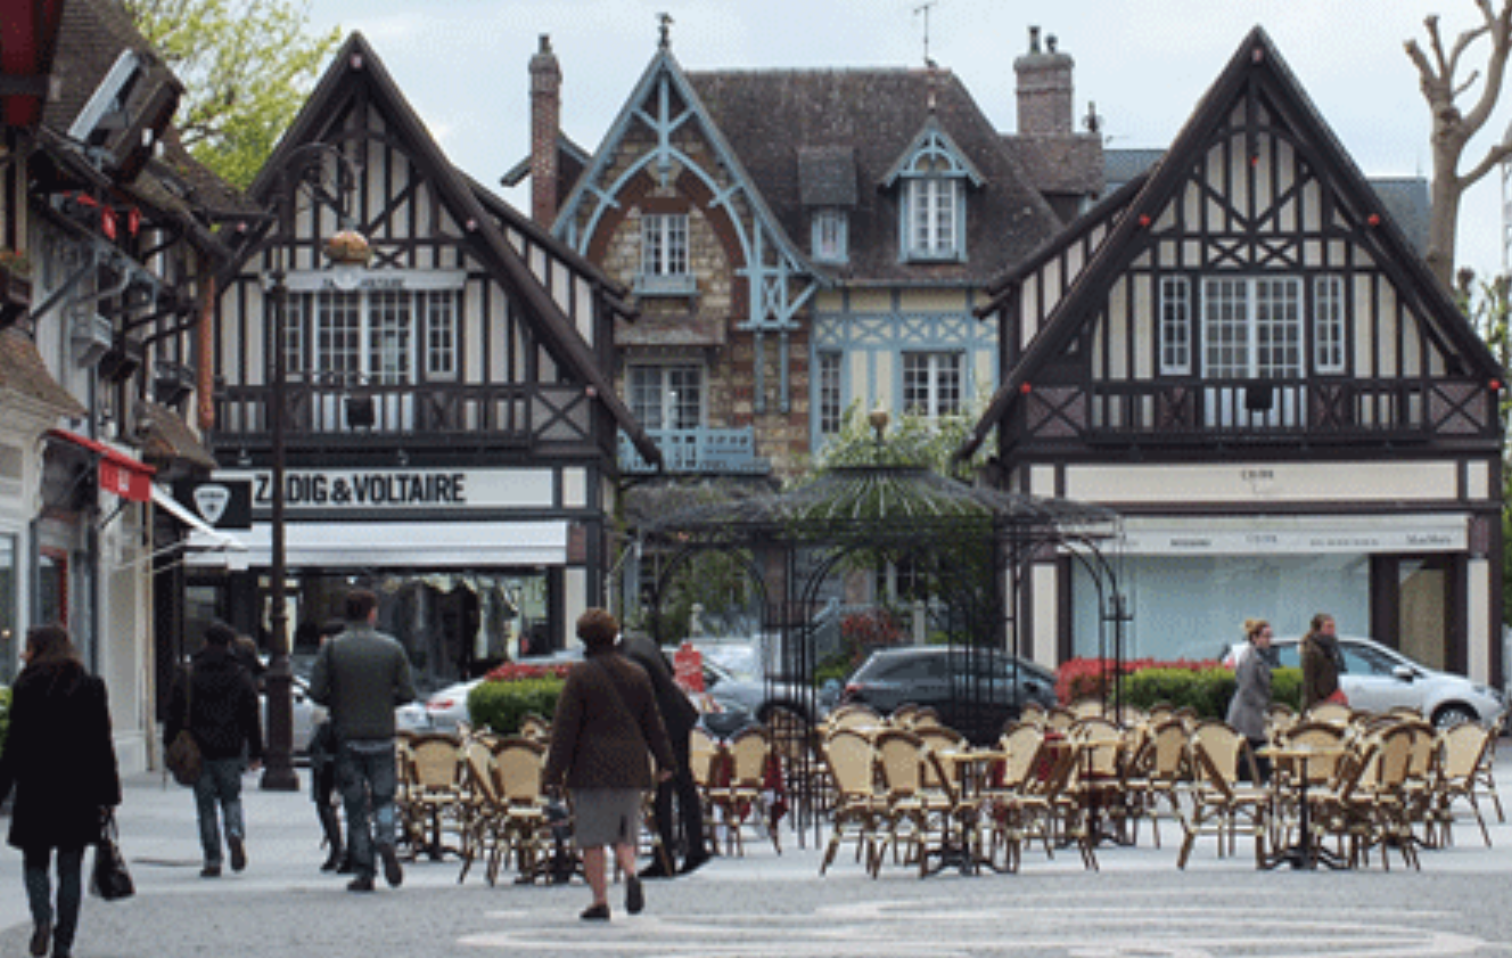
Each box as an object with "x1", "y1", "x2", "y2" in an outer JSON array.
[{"x1": 260, "y1": 143, "x2": 363, "y2": 791}]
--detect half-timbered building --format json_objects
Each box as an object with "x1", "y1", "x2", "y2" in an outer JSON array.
[
  {"x1": 195, "y1": 34, "x2": 657, "y2": 684},
  {"x1": 3, "y1": 0, "x2": 250, "y2": 770},
  {"x1": 959, "y1": 29, "x2": 1506, "y2": 691},
  {"x1": 527, "y1": 25, "x2": 1094, "y2": 622}
]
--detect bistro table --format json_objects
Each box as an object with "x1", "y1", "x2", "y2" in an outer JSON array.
[
  {"x1": 921, "y1": 748, "x2": 1008, "y2": 877},
  {"x1": 1257, "y1": 743, "x2": 1349, "y2": 870}
]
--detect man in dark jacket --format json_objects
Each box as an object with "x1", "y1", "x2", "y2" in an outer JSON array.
[
  {"x1": 310, "y1": 588, "x2": 417, "y2": 893},
  {"x1": 164, "y1": 621, "x2": 263, "y2": 878},
  {"x1": 620, "y1": 631, "x2": 709, "y2": 877}
]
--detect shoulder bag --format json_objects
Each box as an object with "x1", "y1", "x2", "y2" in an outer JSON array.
[{"x1": 165, "y1": 665, "x2": 203, "y2": 786}]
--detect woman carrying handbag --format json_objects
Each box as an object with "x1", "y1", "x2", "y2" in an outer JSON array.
[{"x1": 0, "y1": 625, "x2": 122, "y2": 958}]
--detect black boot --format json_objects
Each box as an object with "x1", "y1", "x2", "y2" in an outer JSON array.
[{"x1": 318, "y1": 804, "x2": 344, "y2": 873}]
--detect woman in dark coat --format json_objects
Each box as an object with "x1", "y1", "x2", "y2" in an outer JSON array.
[
  {"x1": 0, "y1": 625, "x2": 121, "y2": 958},
  {"x1": 544, "y1": 609, "x2": 675, "y2": 921}
]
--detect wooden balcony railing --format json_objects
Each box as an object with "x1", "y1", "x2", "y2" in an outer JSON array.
[
  {"x1": 1015, "y1": 377, "x2": 1500, "y2": 445},
  {"x1": 212, "y1": 380, "x2": 593, "y2": 450}
]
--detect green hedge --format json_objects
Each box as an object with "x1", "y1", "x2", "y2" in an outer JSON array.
[
  {"x1": 1120, "y1": 667, "x2": 1302, "y2": 719},
  {"x1": 467, "y1": 677, "x2": 564, "y2": 735}
]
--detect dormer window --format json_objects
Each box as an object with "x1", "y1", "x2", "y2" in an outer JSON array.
[
  {"x1": 907, "y1": 162, "x2": 959, "y2": 259},
  {"x1": 636, "y1": 211, "x2": 695, "y2": 296},
  {"x1": 812, "y1": 209, "x2": 848, "y2": 263},
  {"x1": 882, "y1": 121, "x2": 983, "y2": 264}
]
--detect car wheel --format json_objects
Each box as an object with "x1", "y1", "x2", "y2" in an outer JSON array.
[{"x1": 1432, "y1": 705, "x2": 1477, "y2": 730}]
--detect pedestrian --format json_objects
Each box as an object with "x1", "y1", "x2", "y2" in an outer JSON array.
[
  {"x1": 1226, "y1": 617, "x2": 1273, "y2": 782},
  {"x1": 308, "y1": 619, "x2": 348, "y2": 872},
  {"x1": 544, "y1": 609, "x2": 675, "y2": 921},
  {"x1": 1300, "y1": 612, "x2": 1346, "y2": 712},
  {"x1": 309, "y1": 588, "x2": 417, "y2": 893},
  {"x1": 164, "y1": 621, "x2": 264, "y2": 878},
  {"x1": 0, "y1": 624, "x2": 121, "y2": 958},
  {"x1": 619, "y1": 630, "x2": 709, "y2": 878}
]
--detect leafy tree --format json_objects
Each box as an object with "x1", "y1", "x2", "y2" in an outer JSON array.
[
  {"x1": 124, "y1": 0, "x2": 340, "y2": 188},
  {"x1": 1405, "y1": 1, "x2": 1512, "y2": 288}
]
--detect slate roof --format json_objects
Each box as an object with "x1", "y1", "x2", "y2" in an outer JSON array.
[
  {"x1": 0, "y1": 328, "x2": 86, "y2": 417},
  {"x1": 136, "y1": 399, "x2": 217, "y2": 471},
  {"x1": 1001, "y1": 134, "x2": 1104, "y2": 198},
  {"x1": 797, "y1": 146, "x2": 858, "y2": 207},
  {"x1": 684, "y1": 68, "x2": 1066, "y2": 285}
]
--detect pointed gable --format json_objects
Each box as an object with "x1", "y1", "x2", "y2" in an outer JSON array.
[
  {"x1": 243, "y1": 33, "x2": 660, "y2": 465},
  {"x1": 960, "y1": 26, "x2": 1504, "y2": 461},
  {"x1": 880, "y1": 117, "x2": 986, "y2": 189}
]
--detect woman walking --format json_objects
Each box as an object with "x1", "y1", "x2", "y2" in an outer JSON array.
[
  {"x1": 0, "y1": 625, "x2": 121, "y2": 958},
  {"x1": 544, "y1": 609, "x2": 675, "y2": 921},
  {"x1": 1226, "y1": 618, "x2": 1274, "y2": 782},
  {"x1": 1300, "y1": 612, "x2": 1346, "y2": 711}
]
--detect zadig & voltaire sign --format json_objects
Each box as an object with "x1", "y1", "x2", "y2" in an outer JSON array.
[{"x1": 228, "y1": 467, "x2": 554, "y2": 512}]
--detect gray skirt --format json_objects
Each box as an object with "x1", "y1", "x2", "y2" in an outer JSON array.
[{"x1": 570, "y1": 787, "x2": 643, "y2": 848}]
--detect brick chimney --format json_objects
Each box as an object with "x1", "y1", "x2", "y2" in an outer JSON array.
[
  {"x1": 1014, "y1": 26, "x2": 1074, "y2": 136},
  {"x1": 529, "y1": 34, "x2": 562, "y2": 227}
]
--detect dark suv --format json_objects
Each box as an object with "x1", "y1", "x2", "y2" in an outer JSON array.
[{"x1": 840, "y1": 646, "x2": 1058, "y2": 743}]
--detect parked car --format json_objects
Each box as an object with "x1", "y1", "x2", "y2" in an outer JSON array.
[
  {"x1": 1225, "y1": 635, "x2": 1505, "y2": 730},
  {"x1": 696, "y1": 640, "x2": 835, "y2": 723},
  {"x1": 263, "y1": 675, "x2": 429, "y2": 752},
  {"x1": 840, "y1": 645, "x2": 1058, "y2": 743}
]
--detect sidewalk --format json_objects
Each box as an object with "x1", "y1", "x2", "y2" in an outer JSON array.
[{"x1": 0, "y1": 761, "x2": 1509, "y2": 956}]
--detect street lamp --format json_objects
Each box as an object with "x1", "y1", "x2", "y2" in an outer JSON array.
[{"x1": 261, "y1": 143, "x2": 363, "y2": 791}]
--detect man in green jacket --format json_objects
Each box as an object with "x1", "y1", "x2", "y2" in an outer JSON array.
[{"x1": 310, "y1": 588, "x2": 416, "y2": 893}]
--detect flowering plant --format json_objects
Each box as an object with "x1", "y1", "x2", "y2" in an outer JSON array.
[
  {"x1": 0, "y1": 249, "x2": 33, "y2": 278},
  {"x1": 484, "y1": 661, "x2": 574, "y2": 682}
]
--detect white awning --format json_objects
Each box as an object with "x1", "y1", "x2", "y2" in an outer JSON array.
[
  {"x1": 151, "y1": 485, "x2": 248, "y2": 554},
  {"x1": 185, "y1": 520, "x2": 568, "y2": 569}
]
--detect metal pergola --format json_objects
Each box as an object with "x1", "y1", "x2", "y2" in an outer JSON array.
[{"x1": 638, "y1": 452, "x2": 1127, "y2": 846}]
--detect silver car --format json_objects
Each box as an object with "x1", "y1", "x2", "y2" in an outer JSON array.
[{"x1": 1243, "y1": 635, "x2": 1504, "y2": 729}]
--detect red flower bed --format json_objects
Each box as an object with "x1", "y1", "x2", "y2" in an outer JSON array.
[
  {"x1": 483, "y1": 661, "x2": 574, "y2": 682},
  {"x1": 1056, "y1": 656, "x2": 1217, "y2": 705}
]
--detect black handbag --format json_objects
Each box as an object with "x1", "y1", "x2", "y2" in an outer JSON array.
[
  {"x1": 165, "y1": 665, "x2": 202, "y2": 786},
  {"x1": 91, "y1": 811, "x2": 134, "y2": 901}
]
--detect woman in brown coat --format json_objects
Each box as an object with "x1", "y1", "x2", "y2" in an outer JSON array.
[
  {"x1": 1300, "y1": 612, "x2": 1345, "y2": 711},
  {"x1": 0, "y1": 625, "x2": 121, "y2": 958},
  {"x1": 544, "y1": 609, "x2": 675, "y2": 921}
]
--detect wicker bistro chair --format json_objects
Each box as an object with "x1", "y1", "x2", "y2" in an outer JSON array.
[
  {"x1": 1305, "y1": 702, "x2": 1354, "y2": 726},
  {"x1": 819, "y1": 728, "x2": 885, "y2": 876},
  {"x1": 517, "y1": 713, "x2": 551, "y2": 743},
  {"x1": 708, "y1": 726, "x2": 781, "y2": 857},
  {"x1": 1308, "y1": 726, "x2": 1420, "y2": 870},
  {"x1": 1176, "y1": 732, "x2": 1272, "y2": 869},
  {"x1": 1066, "y1": 717, "x2": 1133, "y2": 848},
  {"x1": 1430, "y1": 722, "x2": 1498, "y2": 847},
  {"x1": 982, "y1": 737, "x2": 1091, "y2": 872},
  {"x1": 1121, "y1": 718, "x2": 1192, "y2": 849},
  {"x1": 871, "y1": 728, "x2": 977, "y2": 877},
  {"x1": 398, "y1": 732, "x2": 466, "y2": 861}
]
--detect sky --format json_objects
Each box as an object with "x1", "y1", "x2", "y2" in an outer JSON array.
[{"x1": 300, "y1": 0, "x2": 1512, "y2": 283}]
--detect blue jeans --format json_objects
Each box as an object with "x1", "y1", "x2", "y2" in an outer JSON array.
[
  {"x1": 193, "y1": 756, "x2": 246, "y2": 866},
  {"x1": 23, "y1": 846, "x2": 84, "y2": 953},
  {"x1": 337, "y1": 742, "x2": 397, "y2": 879}
]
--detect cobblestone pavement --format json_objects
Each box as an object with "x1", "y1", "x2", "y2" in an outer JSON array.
[{"x1": 1, "y1": 766, "x2": 1511, "y2": 957}]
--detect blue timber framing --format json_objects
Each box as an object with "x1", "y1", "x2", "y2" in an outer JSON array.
[{"x1": 554, "y1": 39, "x2": 828, "y2": 413}]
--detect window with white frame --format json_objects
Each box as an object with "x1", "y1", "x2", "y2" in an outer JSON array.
[
  {"x1": 902, "y1": 351, "x2": 963, "y2": 419},
  {"x1": 1201, "y1": 276, "x2": 1302, "y2": 381},
  {"x1": 817, "y1": 351, "x2": 843, "y2": 435},
  {"x1": 629, "y1": 364, "x2": 703, "y2": 431},
  {"x1": 640, "y1": 213, "x2": 689, "y2": 278},
  {"x1": 284, "y1": 289, "x2": 458, "y2": 386},
  {"x1": 1313, "y1": 275, "x2": 1345, "y2": 373},
  {"x1": 812, "y1": 209, "x2": 848, "y2": 263},
  {"x1": 1158, "y1": 276, "x2": 1192, "y2": 374},
  {"x1": 906, "y1": 161, "x2": 960, "y2": 260}
]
